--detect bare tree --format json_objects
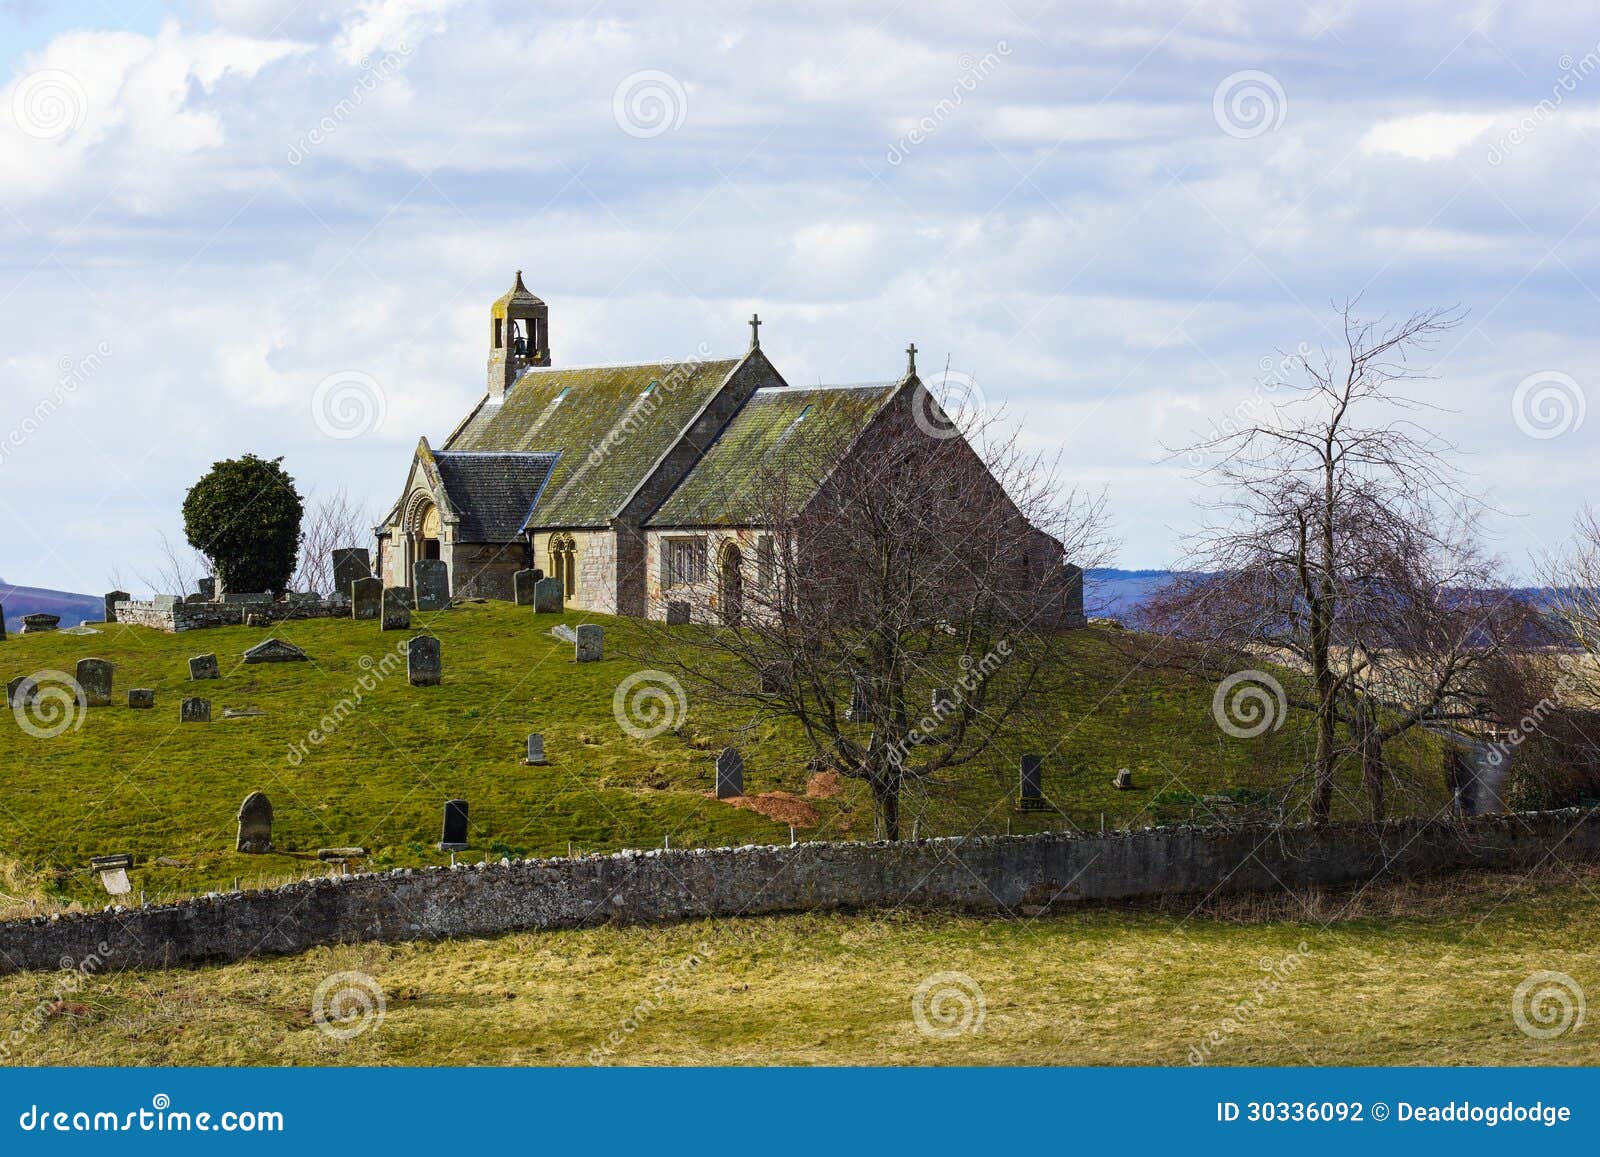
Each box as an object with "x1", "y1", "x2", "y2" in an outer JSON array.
[
  {"x1": 291, "y1": 487, "x2": 373, "y2": 595},
  {"x1": 636, "y1": 381, "x2": 1111, "y2": 840},
  {"x1": 123, "y1": 530, "x2": 210, "y2": 599}
]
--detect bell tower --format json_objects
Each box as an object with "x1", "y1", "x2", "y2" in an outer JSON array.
[{"x1": 488, "y1": 270, "x2": 549, "y2": 398}]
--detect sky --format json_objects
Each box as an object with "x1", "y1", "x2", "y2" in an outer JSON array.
[{"x1": 0, "y1": 0, "x2": 1596, "y2": 595}]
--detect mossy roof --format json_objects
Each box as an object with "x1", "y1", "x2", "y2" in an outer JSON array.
[
  {"x1": 446, "y1": 358, "x2": 743, "y2": 528},
  {"x1": 646, "y1": 383, "x2": 899, "y2": 527},
  {"x1": 432, "y1": 451, "x2": 558, "y2": 542}
]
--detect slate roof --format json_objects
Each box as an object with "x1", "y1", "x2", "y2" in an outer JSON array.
[
  {"x1": 432, "y1": 451, "x2": 559, "y2": 542},
  {"x1": 646, "y1": 383, "x2": 899, "y2": 527},
  {"x1": 445, "y1": 358, "x2": 743, "y2": 528}
]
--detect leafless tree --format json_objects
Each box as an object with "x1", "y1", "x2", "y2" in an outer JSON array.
[
  {"x1": 121, "y1": 530, "x2": 210, "y2": 599},
  {"x1": 635, "y1": 383, "x2": 1112, "y2": 840},
  {"x1": 291, "y1": 487, "x2": 373, "y2": 595}
]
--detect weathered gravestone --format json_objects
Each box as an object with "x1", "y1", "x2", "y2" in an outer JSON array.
[
  {"x1": 1019, "y1": 754, "x2": 1045, "y2": 810},
  {"x1": 180, "y1": 697, "x2": 212, "y2": 723},
  {"x1": 575, "y1": 624, "x2": 603, "y2": 662},
  {"x1": 185, "y1": 593, "x2": 207, "y2": 604},
  {"x1": 715, "y1": 747, "x2": 744, "y2": 799},
  {"x1": 75, "y1": 658, "x2": 113, "y2": 707},
  {"x1": 6, "y1": 675, "x2": 31, "y2": 706},
  {"x1": 197, "y1": 576, "x2": 216, "y2": 601},
  {"x1": 665, "y1": 600, "x2": 690, "y2": 626},
  {"x1": 513, "y1": 569, "x2": 542, "y2": 606},
  {"x1": 381, "y1": 587, "x2": 412, "y2": 630},
  {"x1": 351, "y1": 576, "x2": 383, "y2": 620},
  {"x1": 242, "y1": 638, "x2": 309, "y2": 664},
  {"x1": 438, "y1": 799, "x2": 469, "y2": 851},
  {"x1": 20, "y1": 613, "x2": 59, "y2": 634},
  {"x1": 407, "y1": 635, "x2": 441, "y2": 686},
  {"x1": 127, "y1": 688, "x2": 155, "y2": 709},
  {"x1": 413, "y1": 559, "x2": 450, "y2": 611},
  {"x1": 236, "y1": 791, "x2": 273, "y2": 853},
  {"x1": 189, "y1": 653, "x2": 220, "y2": 680},
  {"x1": 1111, "y1": 768, "x2": 1133, "y2": 790},
  {"x1": 103, "y1": 591, "x2": 129, "y2": 624},
  {"x1": 523, "y1": 733, "x2": 547, "y2": 765},
  {"x1": 533, "y1": 577, "x2": 564, "y2": 614},
  {"x1": 331, "y1": 548, "x2": 372, "y2": 594}
]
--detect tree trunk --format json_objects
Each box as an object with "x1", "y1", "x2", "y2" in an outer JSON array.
[{"x1": 874, "y1": 777, "x2": 901, "y2": 841}]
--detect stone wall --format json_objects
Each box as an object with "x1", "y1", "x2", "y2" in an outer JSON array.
[
  {"x1": 446, "y1": 542, "x2": 525, "y2": 601},
  {"x1": 1, "y1": 810, "x2": 1594, "y2": 974},
  {"x1": 112, "y1": 597, "x2": 346, "y2": 634}
]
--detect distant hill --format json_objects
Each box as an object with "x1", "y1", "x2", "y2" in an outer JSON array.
[
  {"x1": 0, "y1": 581, "x2": 102, "y2": 632},
  {"x1": 1084, "y1": 569, "x2": 1177, "y2": 618}
]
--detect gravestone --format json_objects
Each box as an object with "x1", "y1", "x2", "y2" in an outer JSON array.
[
  {"x1": 575, "y1": 624, "x2": 603, "y2": 662},
  {"x1": 20, "y1": 613, "x2": 60, "y2": 634},
  {"x1": 6, "y1": 675, "x2": 32, "y2": 706},
  {"x1": 438, "y1": 799, "x2": 469, "y2": 851},
  {"x1": 242, "y1": 638, "x2": 309, "y2": 664},
  {"x1": 715, "y1": 747, "x2": 744, "y2": 799},
  {"x1": 381, "y1": 587, "x2": 412, "y2": 630},
  {"x1": 103, "y1": 591, "x2": 129, "y2": 624},
  {"x1": 331, "y1": 548, "x2": 372, "y2": 594},
  {"x1": 180, "y1": 697, "x2": 212, "y2": 723},
  {"x1": 666, "y1": 601, "x2": 690, "y2": 626},
  {"x1": 413, "y1": 559, "x2": 450, "y2": 611},
  {"x1": 236, "y1": 791, "x2": 273, "y2": 853},
  {"x1": 1111, "y1": 768, "x2": 1133, "y2": 790},
  {"x1": 351, "y1": 576, "x2": 383, "y2": 620},
  {"x1": 1019, "y1": 754, "x2": 1046, "y2": 810},
  {"x1": 523, "y1": 733, "x2": 547, "y2": 765},
  {"x1": 127, "y1": 688, "x2": 155, "y2": 709},
  {"x1": 533, "y1": 577, "x2": 564, "y2": 614},
  {"x1": 75, "y1": 658, "x2": 113, "y2": 707},
  {"x1": 185, "y1": 593, "x2": 207, "y2": 604},
  {"x1": 513, "y1": 569, "x2": 541, "y2": 606},
  {"x1": 189, "y1": 653, "x2": 220, "y2": 680},
  {"x1": 91, "y1": 854, "x2": 133, "y2": 897},
  {"x1": 197, "y1": 576, "x2": 216, "y2": 601},
  {"x1": 407, "y1": 635, "x2": 441, "y2": 686}
]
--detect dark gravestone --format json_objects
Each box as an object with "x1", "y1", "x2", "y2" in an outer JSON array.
[
  {"x1": 127, "y1": 688, "x2": 155, "y2": 709},
  {"x1": 575, "y1": 624, "x2": 603, "y2": 662},
  {"x1": 407, "y1": 635, "x2": 441, "y2": 686},
  {"x1": 331, "y1": 548, "x2": 372, "y2": 593},
  {"x1": 351, "y1": 576, "x2": 383, "y2": 620},
  {"x1": 665, "y1": 600, "x2": 690, "y2": 626},
  {"x1": 513, "y1": 569, "x2": 540, "y2": 607},
  {"x1": 1019, "y1": 754, "x2": 1046, "y2": 810},
  {"x1": 20, "y1": 613, "x2": 60, "y2": 634},
  {"x1": 189, "y1": 653, "x2": 220, "y2": 680},
  {"x1": 242, "y1": 638, "x2": 309, "y2": 664},
  {"x1": 413, "y1": 559, "x2": 450, "y2": 611},
  {"x1": 180, "y1": 697, "x2": 212, "y2": 723},
  {"x1": 438, "y1": 799, "x2": 469, "y2": 851},
  {"x1": 103, "y1": 591, "x2": 129, "y2": 624},
  {"x1": 1111, "y1": 768, "x2": 1133, "y2": 790},
  {"x1": 381, "y1": 587, "x2": 412, "y2": 630},
  {"x1": 197, "y1": 576, "x2": 216, "y2": 601},
  {"x1": 533, "y1": 577, "x2": 564, "y2": 614},
  {"x1": 6, "y1": 675, "x2": 32, "y2": 706},
  {"x1": 236, "y1": 791, "x2": 273, "y2": 853},
  {"x1": 523, "y1": 733, "x2": 547, "y2": 765},
  {"x1": 75, "y1": 658, "x2": 113, "y2": 707},
  {"x1": 715, "y1": 747, "x2": 744, "y2": 799}
]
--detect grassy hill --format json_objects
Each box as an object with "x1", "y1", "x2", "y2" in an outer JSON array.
[{"x1": 0, "y1": 601, "x2": 1448, "y2": 909}]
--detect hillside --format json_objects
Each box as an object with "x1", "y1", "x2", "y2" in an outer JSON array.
[
  {"x1": 0, "y1": 601, "x2": 1447, "y2": 908},
  {"x1": 0, "y1": 581, "x2": 102, "y2": 633}
]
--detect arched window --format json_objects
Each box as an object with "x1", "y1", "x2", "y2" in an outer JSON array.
[{"x1": 548, "y1": 533, "x2": 578, "y2": 597}]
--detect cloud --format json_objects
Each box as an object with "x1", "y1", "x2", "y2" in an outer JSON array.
[{"x1": 1359, "y1": 111, "x2": 1495, "y2": 161}]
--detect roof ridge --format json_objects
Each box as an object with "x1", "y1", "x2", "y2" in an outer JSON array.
[{"x1": 514, "y1": 355, "x2": 741, "y2": 374}]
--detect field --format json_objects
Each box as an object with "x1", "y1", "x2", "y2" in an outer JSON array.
[
  {"x1": 2, "y1": 865, "x2": 1595, "y2": 1066},
  {"x1": 0, "y1": 601, "x2": 1447, "y2": 908}
]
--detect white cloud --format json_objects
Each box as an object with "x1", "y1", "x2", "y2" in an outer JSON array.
[{"x1": 1359, "y1": 111, "x2": 1494, "y2": 161}]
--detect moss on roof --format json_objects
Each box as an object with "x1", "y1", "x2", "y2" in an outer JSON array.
[
  {"x1": 432, "y1": 451, "x2": 559, "y2": 542},
  {"x1": 490, "y1": 271, "x2": 544, "y2": 318},
  {"x1": 446, "y1": 358, "x2": 743, "y2": 527},
  {"x1": 646, "y1": 384, "x2": 899, "y2": 527}
]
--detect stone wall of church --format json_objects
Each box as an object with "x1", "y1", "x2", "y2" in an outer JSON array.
[
  {"x1": 644, "y1": 527, "x2": 771, "y2": 622},
  {"x1": 530, "y1": 529, "x2": 617, "y2": 615},
  {"x1": 446, "y1": 542, "x2": 524, "y2": 601}
]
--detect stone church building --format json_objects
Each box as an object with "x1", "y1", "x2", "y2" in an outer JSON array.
[{"x1": 376, "y1": 273, "x2": 1084, "y2": 624}]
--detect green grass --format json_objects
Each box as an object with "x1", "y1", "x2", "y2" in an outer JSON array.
[
  {"x1": 2, "y1": 865, "x2": 1594, "y2": 1066},
  {"x1": 0, "y1": 602, "x2": 1445, "y2": 907}
]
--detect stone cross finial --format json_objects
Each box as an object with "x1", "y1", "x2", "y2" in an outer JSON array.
[
  {"x1": 906, "y1": 342, "x2": 917, "y2": 375},
  {"x1": 749, "y1": 313, "x2": 761, "y2": 349}
]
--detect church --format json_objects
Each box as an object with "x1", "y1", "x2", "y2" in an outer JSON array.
[{"x1": 375, "y1": 273, "x2": 1084, "y2": 625}]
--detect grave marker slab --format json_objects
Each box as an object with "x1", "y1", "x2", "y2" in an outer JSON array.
[
  {"x1": 236, "y1": 791, "x2": 273, "y2": 853},
  {"x1": 20, "y1": 613, "x2": 59, "y2": 634},
  {"x1": 523, "y1": 733, "x2": 547, "y2": 765},
  {"x1": 103, "y1": 591, "x2": 129, "y2": 624},
  {"x1": 1019, "y1": 754, "x2": 1046, "y2": 810},
  {"x1": 407, "y1": 635, "x2": 441, "y2": 686},
  {"x1": 513, "y1": 569, "x2": 541, "y2": 606},
  {"x1": 242, "y1": 638, "x2": 309, "y2": 664},
  {"x1": 351, "y1": 576, "x2": 383, "y2": 620},
  {"x1": 76, "y1": 658, "x2": 113, "y2": 707},
  {"x1": 438, "y1": 799, "x2": 469, "y2": 851},
  {"x1": 413, "y1": 559, "x2": 450, "y2": 611},
  {"x1": 197, "y1": 576, "x2": 216, "y2": 601},
  {"x1": 127, "y1": 689, "x2": 155, "y2": 709},
  {"x1": 533, "y1": 577, "x2": 564, "y2": 614},
  {"x1": 575, "y1": 624, "x2": 603, "y2": 662},
  {"x1": 381, "y1": 587, "x2": 412, "y2": 630},
  {"x1": 331, "y1": 548, "x2": 372, "y2": 593},
  {"x1": 189, "y1": 653, "x2": 220, "y2": 680},
  {"x1": 180, "y1": 697, "x2": 212, "y2": 723},
  {"x1": 715, "y1": 747, "x2": 744, "y2": 799},
  {"x1": 666, "y1": 601, "x2": 690, "y2": 626},
  {"x1": 6, "y1": 675, "x2": 31, "y2": 706}
]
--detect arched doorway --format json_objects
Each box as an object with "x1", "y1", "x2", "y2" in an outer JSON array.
[
  {"x1": 719, "y1": 542, "x2": 743, "y2": 626},
  {"x1": 405, "y1": 494, "x2": 444, "y2": 582}
]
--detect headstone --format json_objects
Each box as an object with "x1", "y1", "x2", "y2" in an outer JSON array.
[
  {"x1": 666, "y1": 600, "x2": 690, "y2": 626},
  {"x1": 236, "y1": 791, "x2": 273, "y2": 853},
  {"x1": 180, "y1": 697, "x2": 212, "y2": 723},
  {"x1": 127, "y1": 688, "x2": 155, "y2": 709},
  {"x1": 20, "y1": 613, "x2": 60, "y2": 634},
  {"x1": 351, "y1": 576, "x2": 382, "y2": 620},
  {"x1": 533, "y1": 577, "x2": 564, "y2": 614},
  {"x1": 75, "y1": 658, "x2": 113, "y2": 707},
  {"x1": 407, "y1": 634, "x2": 441, "y2": 686},
  {"x1": 103, "y1": 591, "x2": 129, "y2": 624},
  {"x1": 381, "y1": 587, "x2": 412, "y2": 630},
  {"x1": 189, "y1": 653, "x2": 220, "y2": 680},
  {"x1": 185, "y1": 593, "x2": 207, "y2": 604},
  {"x1": 331, "y1": 548, "x2": 372, "y2": 594},
  {"x1": 197, "y1": 576, "x2": 216, "y2": 600},
  {"x1": 575, "y1": 623, "x2": 603, "y2": 662},
  {"x1": 438, "y1": 799, "x2": 469, "y2": 851},
  {"x1": 1111, "y1": 768, "x2": 1133, "y2": 790},
  {"x1": 523, "y1": 733, "x2": 547, "y2": 765},
  {"x1": 513, "y1": 569, "x2": 541, "y2": 606},
  {"x1": 91, "y1": 854, "x2": 133, "y2": 897},
  {"x1": 413, "y1": 559, "x2": 450, "y2": 611},
  {"x1": 1019, "y1": 754, "x2": 1045, "y2": 810},
  {"x1": 549, "y1": 624, "x2": 577, "y2": 643},
  {"x1": 7, "y1": 676, "x2": 32, "y2": 706},
  {"x1": 715, "y1": 747, "x2": 744, "y2": 799},
  {"x1": 241, "y1": 638, "x2": 309, "y2": 664}
]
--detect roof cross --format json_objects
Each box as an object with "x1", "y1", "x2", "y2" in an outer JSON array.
[
  {"x1": 749, "y1": 313, "x2": 762, "y2": 350},
  {"x1": 906, "y1": 342, "x2": 917, "y2": 375}
]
